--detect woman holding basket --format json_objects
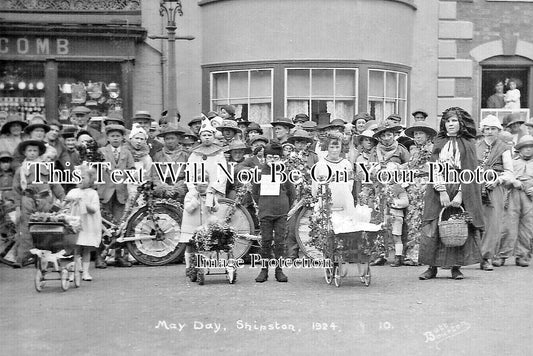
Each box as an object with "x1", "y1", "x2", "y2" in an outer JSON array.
[{"x1": 418, "y1": 107, "x2": 483, "y2": 280}]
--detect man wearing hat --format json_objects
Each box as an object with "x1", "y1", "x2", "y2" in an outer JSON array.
[
  {"x1": 503, "y1": 113, "x2": 527, "y2": 147},
  {"x1": 494, "y1": 135, "x2": 533, "y2": 267},
  {"x1": 188, "y1": 115, "x2": 203, "y2": 136},
  {"x1": 152, "y1": 125, "x2": 189, "y2": 191},
  {"x1": 475, "y1": 115, "x2": 513, "y2": 271},
  {"x1": 219, "y1": 105, "x2": 236, "y2": 121},
  {"x1": 131, "y1": 110, "x2": 163, "y2": 157},
  {"x1": 293, "y1": 113, "x2": 310, "y2": 131},
  {"x1": 97, "y1": 124, "x2": 136, "y2": 268},
  {"x1": 12, "y1": 140, "x2": 65, "y2": 267},
  {"x1": 45, "y1": 121, "x2": 69, "y2": 166},
  {"x1": 236, "y1": 117, "x2": 251, "y2": 132},
  {"x1": 412, "y1": 110, "x2": 428, "y2": 122},
  {"x1": 217, "y1": 119, "x2": 242, "y2": 147},
  {"x1": 246, "y1": 122, "x2": 263, "y2": 142},
  {"x1": 271, "y1": 117, "x2": 295, "y2": 144},
  {"x1": 71, "y1": 106, "x2": 100, "y2": 140}
]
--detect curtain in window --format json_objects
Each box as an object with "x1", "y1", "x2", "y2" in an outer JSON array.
[
  {"x1": 287, "y1": 100, "x2": 309, "y2": 119},
  {"x1": 249, "y1": 103, "x2": 271, "y2": 125}
]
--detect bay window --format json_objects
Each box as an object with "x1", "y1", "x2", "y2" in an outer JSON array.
[
  {"x1": 368, "y1": 69, "x2": 407, "y2": 121},
  {"x1": 285, "y1": 68, "x2": 358, "y2": 122},
  {"x1": 210, "y1": 69, "x2": 273, "y2": 125}
]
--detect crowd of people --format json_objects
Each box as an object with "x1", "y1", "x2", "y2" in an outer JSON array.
[{"x1": 0, "y1": 103, "x2": 532, "y2": 282}]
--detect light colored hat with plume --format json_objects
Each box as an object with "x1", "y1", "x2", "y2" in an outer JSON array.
[{"x1": 199, "y1": 114, "x2": 217, "y2": 134}]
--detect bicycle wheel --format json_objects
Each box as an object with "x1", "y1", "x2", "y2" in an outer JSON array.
[
  {"x1": 214, "y1": 198, "x2": 254, "y2": 260},
  {"x1": 125, "y1": 203, "x2": 186, "y2": 266},
  {"x1": 294, "y1": 206, "x2": 324, "y2": 260}
]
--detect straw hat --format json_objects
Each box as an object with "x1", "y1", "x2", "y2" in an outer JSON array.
[
  {"x1": 515, "y1": 135, "x2": 533, "y2": 150},
  {"x1": 404, "y1": 121, "x2": 437, "y2": 138},
  {"x1": 287, "y1": 130, "x2": 314, "y2": 144}
]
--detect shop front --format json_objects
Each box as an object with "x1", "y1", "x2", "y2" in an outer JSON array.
[{"x1": 0, "y1": 29, "x2": 145, "y2": 126}]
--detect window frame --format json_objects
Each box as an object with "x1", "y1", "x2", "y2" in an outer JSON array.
[
  {"x1": 209, "y1": 68, "x2": 274, "y2": 123},
  {"x1": 367, "y1": 68, "x2": 408, "y2": 122},
  {"x1": 283, "y1": 67, "x2": 359, "y2": 120}
]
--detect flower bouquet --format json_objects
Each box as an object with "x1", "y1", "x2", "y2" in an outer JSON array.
[
  {"x1": 191, "y1": 221, "x2": 237, "y2": 252},
  {"x1": 30, "y1": 212, "x2": 82, "y2": 234}
]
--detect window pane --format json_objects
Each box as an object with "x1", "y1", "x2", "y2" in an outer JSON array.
[
  {"x1": 212, "y1": 72, "x2": 228, "y2": 100},
  {"x1": 250, "y1": 70, "x2": 271, "y2": 98},
  {"x1": 312, "y1": 69, "x2": 334, "y2": 97},
  {"x1": 335, "y1": 69, "x2": 356, "y2": 97},
  {"x1": 384, "y1": 100, "x2": 396, "y2": 118},
  {"x1": 229, "y1": 71, "x2": 248, "y2": 99},
  {"x1": 369, "y1": 99, "x2": 383, "y2": 121},
  {"x1": 399, "y1": 100, "x2": 407, "y2": 119},
  {"x1": 213, "y1": 99, "x2": 229, "y2": 111},
  {"x1": 249, "y1": 103, "x2": 272, "y2": 125},
  {"x1": 386, "y1": 72, "x2": 397, "y2": 98},
  {"x1": 287, "y1": 69, "x2": 309, "y2": 97},
  {"x1": 399, "y1": 73, "x2": 407, "y2": 99},
  {"x1": 369, "y1": 70, "x2": 384, "y2": 97},
  {"x1": 287, "y1": 100, "x2": 309, "y2": 119},
  {"x1": 335, "y1": 100, "x2": 355, "y2": 122}
]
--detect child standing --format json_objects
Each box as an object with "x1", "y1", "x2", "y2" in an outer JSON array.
[
  {"x1": 180, "y1": 174, "x2": 219, "y2": 277},
  {"x1": 97, "y1": 125, "x2": 135, "y2": 268},
  {"x1": 65, "y1": 165, "x2": 102, "y2": 281},
  {"x1": 252, "y1": 143, "x2": 296, "y2": 283},
  {"x1": 504, "y1": 79, "x2": 521, "y2": 109}
]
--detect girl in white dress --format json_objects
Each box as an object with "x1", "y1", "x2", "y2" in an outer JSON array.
[{"x1": 65, "y1": 165, "x2": 102, "y2": 281}]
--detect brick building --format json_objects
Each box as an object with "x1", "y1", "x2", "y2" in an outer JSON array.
[{"x1": 1, "y1": 0, "x2": 532, "y2": 129}]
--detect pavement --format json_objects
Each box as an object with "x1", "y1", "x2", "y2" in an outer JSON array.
[{"x1": 1, "y1": 260, "x2": 532, "y2": 356}]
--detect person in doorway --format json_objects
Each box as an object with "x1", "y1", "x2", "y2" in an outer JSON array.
[{"x1": 486, "y1": 80, "x2": 506, "y2": 109}]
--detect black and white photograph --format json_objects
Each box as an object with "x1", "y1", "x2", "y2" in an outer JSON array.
[{"x1": 1, "y1": 0, "x2": 533, "y2": 355}]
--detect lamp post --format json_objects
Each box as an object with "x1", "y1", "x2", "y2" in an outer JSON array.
[{"x1": 153, "y1": 0, "x2": 194, "y2": 125}]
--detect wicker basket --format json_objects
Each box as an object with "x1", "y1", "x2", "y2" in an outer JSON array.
[{"x1": 438, "y1": 207, "x2": 468, "y2": 247}]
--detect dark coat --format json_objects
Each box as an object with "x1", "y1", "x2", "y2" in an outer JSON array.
[{"x1": 422, "y1": 136, "x2": 484, "y2": 229}]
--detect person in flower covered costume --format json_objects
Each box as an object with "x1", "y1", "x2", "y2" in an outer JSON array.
[
  {"x1": 181, "y1": 172, "x2": 219, "y2": 278},
  {"x1": 402, "y1": 121, "x2": 437, "y2": 266}
]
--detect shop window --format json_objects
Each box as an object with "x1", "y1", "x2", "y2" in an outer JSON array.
[
  {"x1": 210, "y1": 69, "x2": 273, "y2": 124},
  {"x1": 58, "y1": 62, "x2": 122, "y2": 122},
  {"x1": 285, "y1": 68, "x2": 358, "y2": 122},
  {"x1": 0, "y1": 61, "x2": 45, "y2": 121},
  {"x1": 368, "y1": 69, "x2": 407, "y2": 122},
  {"x1": 481, "y1": 67, "x2": 529, "y2": 109}
]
